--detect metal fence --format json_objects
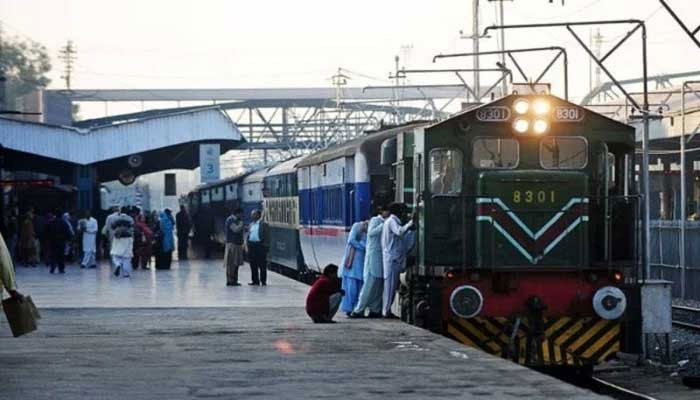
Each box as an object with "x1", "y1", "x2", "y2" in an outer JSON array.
[{"x1": 649, "y1": 220, "x2": 700, "y2": 300}]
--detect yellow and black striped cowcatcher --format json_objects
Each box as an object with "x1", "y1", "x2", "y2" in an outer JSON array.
[{"x1": 447, "y1": 316, "x2": 620, "y2": 366}]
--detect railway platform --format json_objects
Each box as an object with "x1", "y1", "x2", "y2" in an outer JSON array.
[{"x1": 0, "y1": 259, "x2": 608, "y2": 399}]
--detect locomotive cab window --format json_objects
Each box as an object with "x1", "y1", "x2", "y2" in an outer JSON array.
[
  {"x1": 472, "y1": 138, "x2": 519, "y2": 169},
  {"x1": 540, "y1": 137, "x2": 588, "y2": 170},
  {"x1": 429, "y1": 149, "x2": 462, "y2": 194}
]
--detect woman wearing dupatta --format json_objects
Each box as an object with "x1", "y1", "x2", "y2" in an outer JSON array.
[
  {"x1": 157, "y1": 209, "x2": 175, "y2": 269},
  {"x1": 339, "y1": 220, "x2": 367, "y2": 315}
]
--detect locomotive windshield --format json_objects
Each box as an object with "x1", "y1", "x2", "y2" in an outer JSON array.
[
  {"x1": 472, "y1": 138, "x2": 519, "y2": 169},
  {"x1": 540, "y1": 136, "x2": 587, "y2": 169},
  {"x1": 429, "y1": 149, "x2": 462, "y2": 194}
]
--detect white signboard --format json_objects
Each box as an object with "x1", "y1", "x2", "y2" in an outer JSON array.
[{"x1": 200, "y1": 144, "x2": 221, "y2": 183}]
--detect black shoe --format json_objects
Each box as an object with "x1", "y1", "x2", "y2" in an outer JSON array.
[
  {"x1": 88, "y1": 265, "x2": 97, "y2": 269},
  {"x1": 80, "y1": 265, "x2": 86, "y2": 269},
  {"x1": 261, "y1": 282, "x2": 267, "y2": 286},
  {"x1": 59, "y1": 269, "x2": 65, "y2": 274},
  {"x1": 248, "y1": 282, "x2": 259, "y2": 286},
  {"x1": 348, "y1": 312, "x2": 365, "y2": 319},
  {"x1": 384, "y1": 313, "x2": 400, "y2": 319},
  {"x1": 367, "y1": 312, "x2": 382, "y2": 319},
  {"x1": 49, "y1": 267, "x2": 55, "y2": 274},
  {"x1": 233, "y1": 282, "x2": 241, "y2": 286},
  {"x1": 114, "y1": 266, "x2": 121, "y2": 277}
]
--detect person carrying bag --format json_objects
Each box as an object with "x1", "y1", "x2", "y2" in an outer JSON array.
[{"x1": 0, "y1": 231, "x2": 38, "y2": 337}]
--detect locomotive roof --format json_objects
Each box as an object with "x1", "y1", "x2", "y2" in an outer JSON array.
[
  {"x1": 427, "y1": 93, "x2": 635, "y2": 142},
  {"x1": 265, "y1": 156, "x2": 304, "y2": 177},
  {"x1": 296, "y1": 121, "x2": 430, "y2": 168}
]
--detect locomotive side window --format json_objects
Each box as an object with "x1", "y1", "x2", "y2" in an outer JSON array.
[
  {"x1": 540, "y1": 137, "x2": 588, "y2": 170},
  {"x1": 429, "y1": 149, "x2": 462, "y2": 195},
  {"x1": 472, "y1": 138, "x2": 519, "y2": 169}
]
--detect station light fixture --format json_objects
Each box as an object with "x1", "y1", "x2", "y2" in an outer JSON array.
[
  {"x1": 513, "y1": 98, "x2": 530, "y2": 115},
  {"x1": 533, "y1": 119, "x2": 549, "y2": 135},
  {"x1": 512, "y1": 118, "x2": 530, "y2": 134},
  {"x1": 533, "y1": 99, "x2": 551, "y2": 115}
]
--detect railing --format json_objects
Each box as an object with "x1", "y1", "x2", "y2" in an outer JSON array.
[{"x1": 649, "y1": 220, "x2": 700, "y2": 300}]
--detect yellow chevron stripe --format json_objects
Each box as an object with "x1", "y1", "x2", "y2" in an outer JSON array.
[
  {"x1": 542, "y1": 340, "x2": 550, "y2": 363},
  {"x1": 567, "y1": 319, "x2": 610, "y2": 353},
  {"x1": 553, "y1": 342, "x2": 562, "y2": 363},
  {"x1": 478, "y1": 318, "x2": 512, "y2": 345},
  {"x1": 447, "y1": 323, "x2": 476, "y2": 347},
  {"x1": 552, "y1": 319, "x2": 586, "y2": 345},
  {"x1": 597, "y1": 341, "x2": 620, "y2": 363},
  {"x1": 545, "y1": 317, "x2": 572, "y2": 337},
  {"x1": 581, "y1": 324, "x2": 620, "y2": 360},
  {"x1": 456, "y1": 319, "x2": 501, "y2": 353}
]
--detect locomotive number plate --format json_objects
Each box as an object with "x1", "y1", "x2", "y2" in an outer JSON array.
[
  {"x1": 554, "y1": 106, "x2": 584, "y2": 122},
  {"x1": 476, "y1": 106, "x2": 511, "y2": 122}
]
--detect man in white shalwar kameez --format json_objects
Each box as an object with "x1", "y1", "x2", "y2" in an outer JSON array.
[
  {"x1": 350, "y1": 205, "x2": 390, "y2": 318},
  {"x1": 79, "y1": 211, "x2": 99, "y2": 269},
  {"x1": 110, "y1": 207, "x2": 134, "y2": 278},
  {"x1": 381, "y1": 203, "x2": 413, "y2": 318}
]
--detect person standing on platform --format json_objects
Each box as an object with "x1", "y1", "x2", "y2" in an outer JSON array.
[
  {"x1": 157, "y1": 209, "x2": 175, "y2": 269},
  {"x1": 0, "y1": 232, "x2": 23, "y2": 300},
  {"x1": 306, "y1": 264, "x2": 344, "y2": 323},
  {"x1": 176, "y1": 205, "x2": 191, "y2": 261},
  {"x1": 102, "y1": 207, "x2": 120, "y2": 266},
  {"x1": 223, "y1": 208, "x2": 244, "y2": 286},
  {"x1": 47, "y1": 209, "x2": 72, "y2": 274},
  {"x1": 110, "y1": 207, "x2": 134, "y2": 278},
  {"x1": 19, "y1": 209, "x2": 38, "y2": 267},
  {"x1": 381, "y1": 203, "x2": 413, "y2": 319},
  {"x1": 351, "y1": 205, "x2": 389, "y2": 318},
  {"x1": 340, "y1": 220, "x2": 367, "y2": 316},
  {"x1": 78, "y1": 210, "x2": 98, "y2": 269},
  {"x1": 133, "y1": 214, "x2": 154, "y2": 270},
  {"x1": 246, "y1": 210, "x2": 268, "y2": 286}
]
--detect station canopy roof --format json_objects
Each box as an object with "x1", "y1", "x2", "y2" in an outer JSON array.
[{"x1": 0, "y1": 107, "x2": 242, "y2": 166}]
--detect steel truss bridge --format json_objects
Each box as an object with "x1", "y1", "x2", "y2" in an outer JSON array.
[{"x1": 56, "y1": 87, "x2": 479, "y2": 154}]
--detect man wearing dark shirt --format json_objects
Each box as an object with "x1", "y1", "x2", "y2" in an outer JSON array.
[{"x1": 306, "y1": 264, "x2": 344, "y2": 323}]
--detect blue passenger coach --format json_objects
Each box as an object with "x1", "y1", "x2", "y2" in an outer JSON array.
[
  {"x1": 263, "y1": 157, "x2": 304, "y2": 272},
  {"x1": 296, "y1": 124, "x2": 422, "y2": 273}
]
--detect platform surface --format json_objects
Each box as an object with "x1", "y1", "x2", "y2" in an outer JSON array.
[{"x1": 0, "y1": 260, "x2": 609, "y2": 399}]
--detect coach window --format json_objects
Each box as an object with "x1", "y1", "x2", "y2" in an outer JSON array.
[
  {"x1": 540, "y1": 137, "x2": 588, "y2": 169},
  {"x1": 430, "y1": 149, "x2": 462, "y2": 195},
  {"x1": 472, "y1": 138, "x2": 519, "y2": 169}
]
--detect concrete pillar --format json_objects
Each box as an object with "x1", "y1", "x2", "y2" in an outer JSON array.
[{"x1": 74, "y1": 165, "x2": 97, "y2": 212}]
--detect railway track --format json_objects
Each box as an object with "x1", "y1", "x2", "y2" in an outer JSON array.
[
  {"x1": 672, "y1": 305, "x2": 700, "y2": 332},
  {"x1": 587, "y1": 376, "x2": 660, "y2": 400}
]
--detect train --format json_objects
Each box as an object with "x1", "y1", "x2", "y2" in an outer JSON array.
[{"x1": 186, "y1": 93, "x2": 637, "y2": 368}]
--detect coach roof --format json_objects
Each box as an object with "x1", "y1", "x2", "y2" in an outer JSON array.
[{"x1": 296, "y1": 122, "x2": 429, "y2": 168}]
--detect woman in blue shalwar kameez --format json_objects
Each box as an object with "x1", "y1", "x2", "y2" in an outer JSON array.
[{"x1": 339, "y1": 220, "x2": 367, "y2": 315}]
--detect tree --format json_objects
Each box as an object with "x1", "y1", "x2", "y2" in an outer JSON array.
[{"x1": 0, "y1": 27, "x2": 51, "y2": 109}]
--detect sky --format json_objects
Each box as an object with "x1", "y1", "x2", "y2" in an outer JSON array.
[{"x1": 1, "y1": 0, "x2": 699, "y2": 114}]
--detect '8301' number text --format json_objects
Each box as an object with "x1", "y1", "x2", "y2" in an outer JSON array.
[{"x1": 513, "y1": 190, "x2": 556, "y2": 204}]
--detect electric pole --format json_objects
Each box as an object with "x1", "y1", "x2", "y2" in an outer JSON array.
[
  {"x1": 472, "y1": 0, "x2": 480, "y2": 100},
  {"x1": 59, "y1": 40, "x2": 77, "y2": 90},
  {"x1": 0, "y1": 22, "x2": 6, "y2": 111},
  {"x1": 460, "y1": 0, "x2": 490, "y2": 102},
  {"x1": 331, "y1": 67, "x2": 349, "y2": 141},
  {"x1": 593, "y1": 29, "x2": 606, "y2": 102}
]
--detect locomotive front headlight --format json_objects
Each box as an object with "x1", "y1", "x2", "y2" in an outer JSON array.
[
  {"x1": 450, "y1": 285, "x2": 484, "y2": 318},
  {"x1": 533, "y1": 99, "x2": 551, "y2": 115},
  {"x1": 513, "y1": 98, "x2": 530, "y2": 114},
  {"x1": 513, "y1": 118, "x2": 530, "y2": 134},
  {"x1": 593, "y1": 286, "x2": 627, "y2": 320},
  {"x1": 533, "y1": 119, "x2": 549, "y2": 135}
]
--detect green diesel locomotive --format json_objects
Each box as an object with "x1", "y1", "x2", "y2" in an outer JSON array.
[{"x1": 392, "y1": 93, "x2": 637, "y2": 367}]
